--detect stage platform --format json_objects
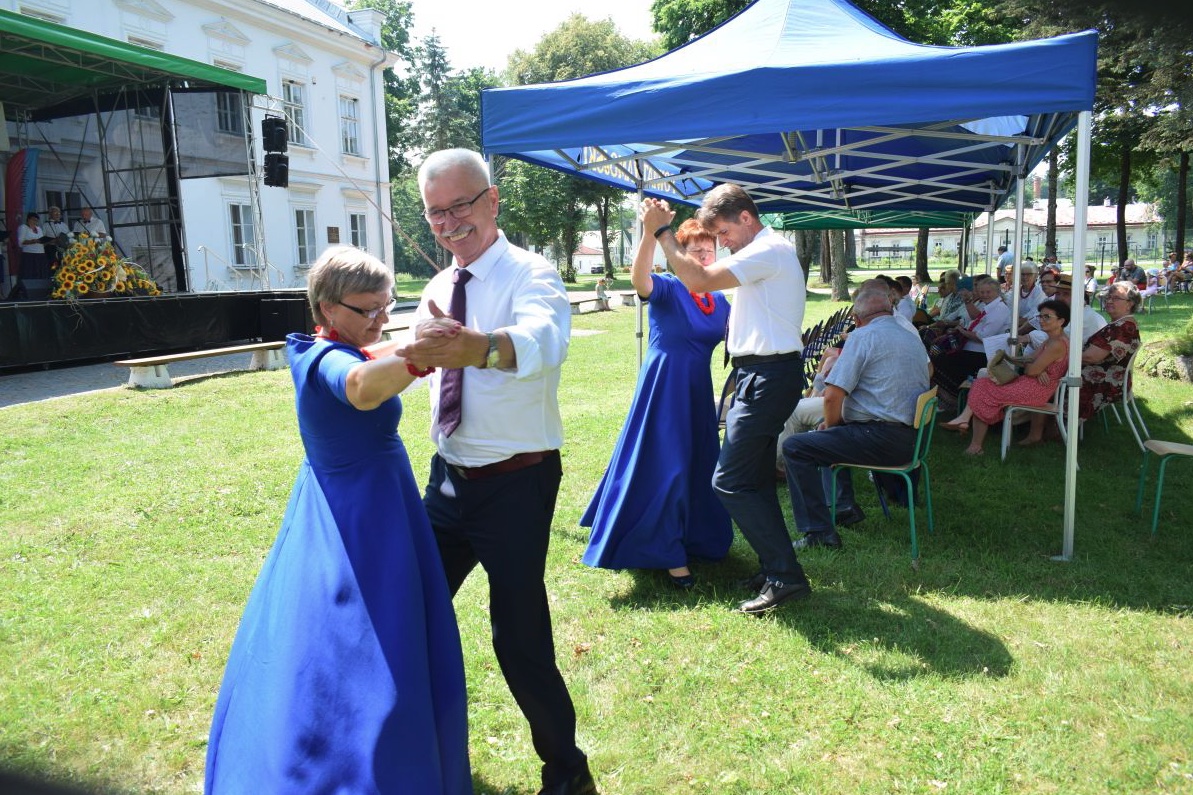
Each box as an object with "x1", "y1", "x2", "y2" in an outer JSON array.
[{"x1": 0, "y1": 291, "x2": 315, "y2": 372}]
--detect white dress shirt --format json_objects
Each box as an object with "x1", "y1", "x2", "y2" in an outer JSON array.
[
  {"x1": 416, "y1": 231, "x2": 570, "y2": 467},
  {"x1": 723, "y1": 226, "x2": 805, "y2": 357}
]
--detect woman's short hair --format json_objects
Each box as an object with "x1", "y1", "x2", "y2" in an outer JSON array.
[
  {"x1": 1085, "y1": 265, "x2": 1096, "y2": 275},
  {"x1": 1107, "y1": 280, "x2": 1141, "y2": 312},
  {"x1": 307, "y1": 246, "x2": 393, "y2": 326},
  {"x1": 675, "y1": 218, "x2": 714, "y2": 249},
  {"x1": 1037, "y1": 298, "x2": 1070, "y2": 327},
  {"x1": 941, "y1": 268, "x2": 961, "y2": 287}
]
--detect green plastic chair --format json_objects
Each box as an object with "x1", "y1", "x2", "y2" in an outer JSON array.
[
  {"x1": 1134, "y1": 439, "x2": 1193, "y2": 534},
  {"x1": 830, "y1": 386, "x2": 938, "y2": 563}
]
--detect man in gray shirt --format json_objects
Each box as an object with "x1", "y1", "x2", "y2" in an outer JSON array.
[{"x1": 782, "y1": 284, "x2": 930, "y2": 550}]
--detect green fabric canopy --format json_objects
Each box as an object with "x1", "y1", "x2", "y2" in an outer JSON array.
[
  {"x1": 0, "y1": 9, "x2": 266, "y2": 119},
  {"x1": 764, "y1": 210, "x2": 972, "y2": 230}
]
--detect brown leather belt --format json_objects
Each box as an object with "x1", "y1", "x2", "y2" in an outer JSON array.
[{"x1": 451, "y1": 449, "x2": 559, "y2": 481}]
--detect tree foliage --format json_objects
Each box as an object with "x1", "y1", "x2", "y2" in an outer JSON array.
[{"x1": 500, "y1": 16, "x2": 657, "y2": 280}]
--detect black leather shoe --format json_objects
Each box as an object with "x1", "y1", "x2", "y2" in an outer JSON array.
[
  {"x1": 737, "y1": 571, "x2": 767, "y2": 593},
  {"x1": 836, "y1": 505, "x2": 866, "y2": 527},
  {"x1": 538, "y1": 768, "x2": 598, "y2": 795},
  {"x1": 738, "y1": 579, "x2": 812, "y2": 614},
  {"x1": 669, "y1": 573, "x2": 695, "y2": 590},
  {"x1": 793, "y1": 530, "x2": 843, "y2": 551}
]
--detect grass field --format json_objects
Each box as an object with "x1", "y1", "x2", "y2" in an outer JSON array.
[{"x1": 1, "y1": 283, "x2": 1191, "y2": 794}]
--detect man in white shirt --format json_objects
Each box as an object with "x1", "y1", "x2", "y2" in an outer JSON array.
[
  {"x1": 400, "y1": 148, "x2": 596, "y2": 795},
  {"x1": 644, "y1": 185, "x2": 810, "y2": 614},
  {"x1": 73, "y1": 207, "x2": 108, "y2": 240},
  {"x1": 43, "y1": 206, "x2": 72, "y2": 266}
]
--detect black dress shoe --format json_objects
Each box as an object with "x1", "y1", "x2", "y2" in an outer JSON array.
[
  {"x1": 669, "y1": 572, "x2": 695, "y2": 590},
  {"x1": 836, "y1": 505, "x2": 866, "y2": 527},
  {"x1": 738, "y1": 579, "x2": 812, "y2": 614},
  {"x1": 538, "y1": 768, "x2": 598, "y2": 795},
  {"x1": 793, "y1": 530, "x2": 843, "y2": 551}
]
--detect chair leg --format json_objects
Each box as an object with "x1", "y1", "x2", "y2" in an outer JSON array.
[
  {"x1": 901, "y1": 472, "x2": 918, "y2": 562},
  {"x1": 829, "y1": 465, "x2": 838, "y2": 527},
  {"x1": 1001, "y1": 409, "x2": 1014, "y2": 462},
  {"x1": 1135, "y1": 449, "x2": 1151, "y2": 515},
  {"x1": 1151, "y1": 455, "x2": 1170, "y2": 536},
  {"x1": 1122, "y1": 401, "x2": 1145, "y2": 452},
  {"x1": 921, "y1": 464, "x2": 933, "y2": 535}
]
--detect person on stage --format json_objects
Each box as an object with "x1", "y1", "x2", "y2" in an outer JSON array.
[
  {"x1": 205, "y1": 246, "x2": 471, "y2": 795},
  {"x1": 581, "y1": 209, "x2": 732, "y2": 588}
]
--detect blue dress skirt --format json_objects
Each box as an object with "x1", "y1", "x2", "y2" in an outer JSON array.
[
  {"x1": 205, "y1": 335, "x2": 471, "y2": 795},
  {"x1": 581, "y1": 274, "x2": 733, "y2": 570}
]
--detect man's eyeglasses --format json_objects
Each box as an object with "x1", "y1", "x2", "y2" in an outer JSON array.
[
  {"x1": 339, "y1": 299, "x2": 397, "y2": 319},
  {"x1": 422, "y1": 188, "x2": 491, "y2": 225}
]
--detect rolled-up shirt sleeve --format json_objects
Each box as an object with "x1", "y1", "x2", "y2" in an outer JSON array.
[{"x1": 502, "y1": 263, "x2": 570, "y2": 379}]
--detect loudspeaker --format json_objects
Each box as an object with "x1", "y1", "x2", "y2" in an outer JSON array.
[
  {"x1": 261, "y1": 117, "x2": 288, "y2": 152},
  {"x1": 263, "y1": 153, "x2": 289, "y2": 188}
]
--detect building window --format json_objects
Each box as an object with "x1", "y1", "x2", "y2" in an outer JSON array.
[
  {"x1": 282, "y1": 81, "x2": 307, "y2": 146},
  {"x1": 349, "y1": 212, "x2": 367, "y2": 251},
  {"x1": 216, "y1": 91, "x2": 244, "y2": 135},
  {"x1": 44, "y1": 190, "x2": 83, "y2": 216},
  {"x1": 294, "y1": 208, "x2": 317, "y2": 265},
  {"x1": 229, "y1": 203, "x2": 257, "y2": 266},
  {"x1": 339, "y1": 96, "x2": 360, "y2": 156}
]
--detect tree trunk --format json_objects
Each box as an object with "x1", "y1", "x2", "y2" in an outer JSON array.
[
  {"x1": 1177, "y1": 151, "x2": 1189, "y2": 257},
  {"x1": 793, "y1": 230, "x2": 816, "y2": 283},
  {"x1": 958, "y1": 224, "x2": 969, "y2": 273},
  {"x1": 1117, "y1": 140, "x2": 1131, "y2": 263},
  {"x1": 596, "y1": 196, "x2": 613, "y2": 278},
  {"x1": 915, "y1": 228, "x2": 930, "y2": 283},
  {"x1": 830, "y1": 229, "x2": 850, "y2": 301},
  {"x1": 819, "y1": 230, "x2": 831, "y2": 284},
  {"x1": 1046, "y1": 149, "x2": 1058, "y2": 260}
]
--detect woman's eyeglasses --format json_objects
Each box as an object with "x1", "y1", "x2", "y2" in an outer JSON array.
[{"x1": 339, "y1": 300, "x2": 397, "y2": 319}]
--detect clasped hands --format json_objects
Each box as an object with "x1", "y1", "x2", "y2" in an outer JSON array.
[
  {"x1": 640, "y1": 197, "x2": 676, "y2": 232},
  {"x1": 397, "y1": 299, "x2": 486, "y2": 370}
]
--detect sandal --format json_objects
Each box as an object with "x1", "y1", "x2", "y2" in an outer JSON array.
[{"x1": 941, "y1": 420, "x2": 969, "y2": 433}]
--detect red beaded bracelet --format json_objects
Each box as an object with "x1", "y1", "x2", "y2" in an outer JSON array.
[{"x1": 406, "y1": 362, "x2": 435, "y2": 377}]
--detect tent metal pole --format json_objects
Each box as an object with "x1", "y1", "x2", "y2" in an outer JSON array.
[
  {"x1": 636, "y1": 180, "x2": 644, "y2": 370},
  {"x1": 1008, "y1": 164, "x2": 1026, "y2": 338},
  {"x1": 1057, "y1": 111, "x2": 1091, "y2": 562},
  {"x1": 985, "y1": 211, "x2": 995, "y2": 275}
]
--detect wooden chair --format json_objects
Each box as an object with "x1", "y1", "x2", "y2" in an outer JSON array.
[
  {"x1": 829, "y1": 387, "x2": 938, "y2": 563},
  {"x1": 1134, "y1": 439, "x2": 1193, "y2": 534}
]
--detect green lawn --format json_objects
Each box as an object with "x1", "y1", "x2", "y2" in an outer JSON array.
[{"x1": 1, "y1": 290, "x2": 1191, "y2": 794}]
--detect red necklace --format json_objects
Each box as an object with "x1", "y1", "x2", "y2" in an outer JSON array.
[
  {"x1": 314, "y1": 325, "x2": 375, "y2": 359},
  {"x1": 690, "y1": 291, "x2": 716, "y2": 315}
]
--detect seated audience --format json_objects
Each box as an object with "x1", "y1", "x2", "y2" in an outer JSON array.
[
  {"x1": 943, "y1": 299, "x2": 1070, "y2": 453},
  {"x1": 782, "y1": 285, "x2": 930, "y2": 550},
  {"x1": 929, "y1": 277, "x2": 1011, "y2": 403}
]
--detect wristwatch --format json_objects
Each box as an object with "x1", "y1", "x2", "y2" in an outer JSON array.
[{"x1": 484, "y1": 332, "x2": 501, "y2": 369}]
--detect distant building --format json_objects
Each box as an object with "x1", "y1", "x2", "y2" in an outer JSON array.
[{"x1": 856, "y1": 199, "x2": 1163, "y2": 269}]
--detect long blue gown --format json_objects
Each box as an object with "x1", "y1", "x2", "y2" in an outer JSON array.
[
  {"x1": 581, "y1": 274, "x2": 733, "y2": 570},
  {"x1": 205, "y1": 335, "x2": 471, "y2": 795}
]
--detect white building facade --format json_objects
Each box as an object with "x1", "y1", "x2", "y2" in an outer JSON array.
[{"x1": 4, "y1": 0, "x2": 395, "y2": 292}]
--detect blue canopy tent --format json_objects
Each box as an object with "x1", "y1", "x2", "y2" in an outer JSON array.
[{"x1": 480, "y1": 0, "x2": 1098, "y2": 559}]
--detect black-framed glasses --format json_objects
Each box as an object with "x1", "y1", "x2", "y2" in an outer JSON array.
[
  {"x1": 339, "y1": 299, "x2": 397, "y2": 319},
  {"x1": 422, "y1": 188, "x2": 491, "y2": 225}
]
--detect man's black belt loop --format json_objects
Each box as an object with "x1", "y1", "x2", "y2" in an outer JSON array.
[{"x1": 730, "y1": 350, "x2": 802, "y2": 368}]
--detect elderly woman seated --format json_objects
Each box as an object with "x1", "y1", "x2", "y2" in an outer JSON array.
[
  {"x1": 928, "y1": 275, "x2": 1011, "y2": 406},
  {"x1": 1078, "y1": 280, "x2": 1142, "y2": 421},
  {"x1": 942, "y1": 299, "x2": 1070, "y2": 454}
]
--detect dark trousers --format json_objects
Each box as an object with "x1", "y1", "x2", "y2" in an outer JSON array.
[
  {"x1": 931, "y1": 349, "x2": 986, "y2": 396},
  {"x1": 783, "y1": 422, "x2": 916, "y2": 532},
  {"x1": 714, "y1": 359, "x2": 807, "y2": 584},
  {"x1": 424, "y1": 453, "x2": 586, "y2": 787}
]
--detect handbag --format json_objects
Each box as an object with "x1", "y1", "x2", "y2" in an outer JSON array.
[
  {"x1": 987, "y1": 349, "x2": 1020, "y2": 385},
  {"x1": 928, "y1": 329, "x2": 964, "y2": 357}
]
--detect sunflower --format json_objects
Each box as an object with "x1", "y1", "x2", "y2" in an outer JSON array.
[{"x1": 75, "y1": 282, "x2": 90, "y2": 295}]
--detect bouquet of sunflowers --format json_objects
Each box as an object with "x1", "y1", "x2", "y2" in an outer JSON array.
[{"x1": 52, "y1": 233, "x2": 162, "y2": 299}]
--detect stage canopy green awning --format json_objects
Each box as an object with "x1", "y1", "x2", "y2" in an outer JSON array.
[
  {"x1": 0, "y1": 9, "x2": 266, "y2": 120},
  {"x1": 764, "y1": 210, "x2": 972, "y2": 230}
]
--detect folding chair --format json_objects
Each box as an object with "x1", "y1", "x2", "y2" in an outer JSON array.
[
  {"x1": 1134, "y1": 439, "x2": 1193, "y2": 534},
  {"x1": 830, "y1": 387, "x2": 938, "y2": 563},
  {"x1": 1097, "y1": 346, "x2": 1149, "y2": 451},
  {"x1": 1000, "y1": 379, "x2": 1068, "y2": 461}
]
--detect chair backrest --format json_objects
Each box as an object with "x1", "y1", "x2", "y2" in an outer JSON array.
[
  {"x1": 1122, "y1": 343, "x2": 1143, "y2": 399},
  {"x1": 909, "y1": 386, "x2": 939, "y2": 468}
]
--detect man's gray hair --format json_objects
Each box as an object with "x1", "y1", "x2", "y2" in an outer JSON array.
[
  {"x1": 307, "y1": 246, "x2": 393, "y2": 326},
  {"x1": 418, "y1": 149, "x2": 491, "y2": 192},
  {"x1": 853, "y1": 285, "x2": 892, "y2": 318}
]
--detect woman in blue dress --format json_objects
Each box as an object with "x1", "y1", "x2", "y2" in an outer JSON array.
[
  {"x1": 205, "y1": 246, "x2": 471, "y2": 794},
  {"x1": 581, "y1": 210, "x2": 733, "y2": 588}
]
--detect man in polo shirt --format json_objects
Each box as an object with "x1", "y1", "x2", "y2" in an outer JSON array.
[
  {"x1": 643, "y1": 185, "x2": 809, "y2": 614},
  {"x1": 401, "y1": 148, "x2": 596, "y2": 795},
  {"x1": 782, "y1": 284, "x2": 930, "y2": 550}
]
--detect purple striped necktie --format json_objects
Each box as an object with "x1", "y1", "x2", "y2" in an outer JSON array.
[{"x1": 438, "y1": 268, "x2": 472, "y2": 437}]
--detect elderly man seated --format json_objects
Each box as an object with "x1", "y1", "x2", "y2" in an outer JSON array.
[{"x1": 781, "y1": 284, "x2": 931, "y2": 550}]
